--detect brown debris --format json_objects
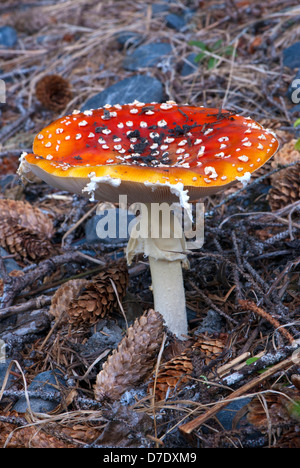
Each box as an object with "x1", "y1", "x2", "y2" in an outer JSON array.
[
  {"x1": 0, "y1": 412, "x2": 102, "y2": 448},
  {"x1": 0, "y1": 413, "x2": 73, "y2": 448},
  {"x1": 0, "y1": 155, "x2": 20, "y2": 175},
  {"x1": 35, "y1": 74, "x2": 72, "y2": 112},
  {"x1": 94, "y1": 309, "x2": 164, "y2": 402}
]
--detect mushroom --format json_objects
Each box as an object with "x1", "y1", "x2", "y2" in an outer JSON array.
[{"x1": 18, "y1": 101, "x2": 279, "y2": 339}]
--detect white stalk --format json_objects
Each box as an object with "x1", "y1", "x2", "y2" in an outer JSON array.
[
  {"x1": 127, "y1": 203, "x2": 188, "y2": 339},
  {"x1": 148, "y1": 256, "x2": 187, "y2": 339}
]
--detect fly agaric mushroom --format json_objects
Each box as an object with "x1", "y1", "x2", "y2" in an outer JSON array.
[{"x1": 18, "y1": 101, "x2": 279, "y2": 339}]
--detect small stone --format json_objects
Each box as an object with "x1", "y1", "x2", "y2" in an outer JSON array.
[
  {"x1": 195, "y1": 309, "x2": 224, "y2": 334},
  {"x1": 115, "y1": 31, "x2": 144, "y2": 49},
  {"x1": 181, "y1": 52, "x2": 199, "y2": 76},
  {"x1": 165, "y1": 13, "x2": 187, "y2": 31},
  {"x1": 216, "y1": 398, "x2": 251, "y2": 430},
  {"x1": 123, "y1": 42, "x2": 173, "y2": 71},
  {"x1": 0, "y1": 175, "x2": 15, "y2": 191},
  {"x1": 0, "y1": 360, "x2": 15, "y2": 388},
  {"x1": 0, "y1": 26, "x2": 18, "y2": 48},
  {"x1": 83, "y1": 323, "x2": 123, "y2": 352},
  {"x1": 151, "y1": 2, "x2": 172, "y2": 16},
  {"x1": 12, "y1": 369, "x2": 66, "y2": 414},
  {"x1": 81, "y1": 75, "x2": 164, "y2": 111},
  {"x1": 289, "y1": 103, "x2": 300, "y2": 116},
  {"x1": 283, "y1": 42, "x2": 300, "y2": 69}
]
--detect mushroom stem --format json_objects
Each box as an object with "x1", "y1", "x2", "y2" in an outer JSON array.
[
  {"x1": 127, "y1": 202, "x2": 188, "y2": 339},
  {"x1": 148, "y1": 256, "x2": 187, "y2": 339}
]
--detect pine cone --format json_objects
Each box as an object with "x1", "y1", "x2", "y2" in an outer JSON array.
[
  {"x1": 94, "y1": 309, "x2": 164, "y2": 402},
  {"x1": 12, "y1": 8, "x2": 52, "y2": 34},
  {"x1": 271, "y1": 139, "x2": 300, "y2": 168},
  {"x1": 267, "y1": 162, "x2": 300, "y2": 211},
  {"x1": 49, "y1": 279, "x2": 90, "y2": 323},
  {"x1": 192, "y1": 333, "x2": 227, "y2": 365},
  {"x1": 247, "y1": 386, "x2": 300, "y2": 428},
  {"x1": 0, "y1": 199, "x2": 54, "y2": 239},
  {"x1": 35, "y1": 75, "x2": 72, "y2": 112},
  {"x1": 0, "y1": 218, "x2": 55, "y2": 261},
  {"x1": 67, "y1": 260, "x2": 128, "y2": 325},
  {"x1": 148, "y1": 351, "x2": 193, "y2": 401}
]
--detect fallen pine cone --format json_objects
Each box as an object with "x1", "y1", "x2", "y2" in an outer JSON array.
[
  {"x1": 247, "y1": 385, "x2": 300, "y2": 428},
  {"x1": 12, "y1": 8, "x2": 52, "y2": 34},
  {"x1": 148, "y1": 351, "x2": 193, "y2": 401},
  {"x1": 271, "y1": 139, "x2": 300, "y2": 168},
  {"x1": 67, "y1": 260, "x2": 128, "y2": 325},
  {"x1": 94, "y1": 309, "x2": 164, "y2": 402},
  {"x1": 192, "y1": 333, "x2": 227, "y2": 365},
  {"x1": 267, "y1": 162, "x2": 300, "y2": 211},
  {"x1": 0, "y1": 218, "x2": 55, "y2": 261},
  {"x1": 49, "y1": 278, "x2": 90, "y2": 323},
  {"x1": 35, "y1": 74, "x2": 72, "y2": 112},
  {"x1": 0, "y1": 199, "x2": 54, "y2": 239}
]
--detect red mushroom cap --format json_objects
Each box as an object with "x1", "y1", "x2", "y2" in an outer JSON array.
[{"x1": 20, "y1": 101, "x2": 279, "y2": 204}]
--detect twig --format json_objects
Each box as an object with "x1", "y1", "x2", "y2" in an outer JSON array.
[
  {"x1": 109, "y1": 278, "x2": 128, "y2": 329},
  {"x1": 0, "y1": 295, "x2": 52, "y2": 320},
  {"x1": 239, "y1": 299, "x2": 295, "y2": 344},
  {"x1": 0, "y1": 251, "x2": 104, "y2": 309},
  {"x1": 179, "y1": 353, "x2": 296, "y2": 435},
  {"x1": 61, "y1": 198, "x2": 96, "y2": 248},
  {"x1": 206, "y1": 164, "x2": 299, "y2": 219},
  {"x1": 222, "y1": 39, "x2": 238, "y2": 108},
  {"x1": 188, "y1": 279, "x2": 238, "y2": 325},
  {"x1": 0, "y1": 109, "x2": 35, "y2": 144}
]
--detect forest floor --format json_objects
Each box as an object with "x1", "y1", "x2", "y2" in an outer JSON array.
[{"x1": 0, "y1": 0, "x2": 299, "y2": 449}]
